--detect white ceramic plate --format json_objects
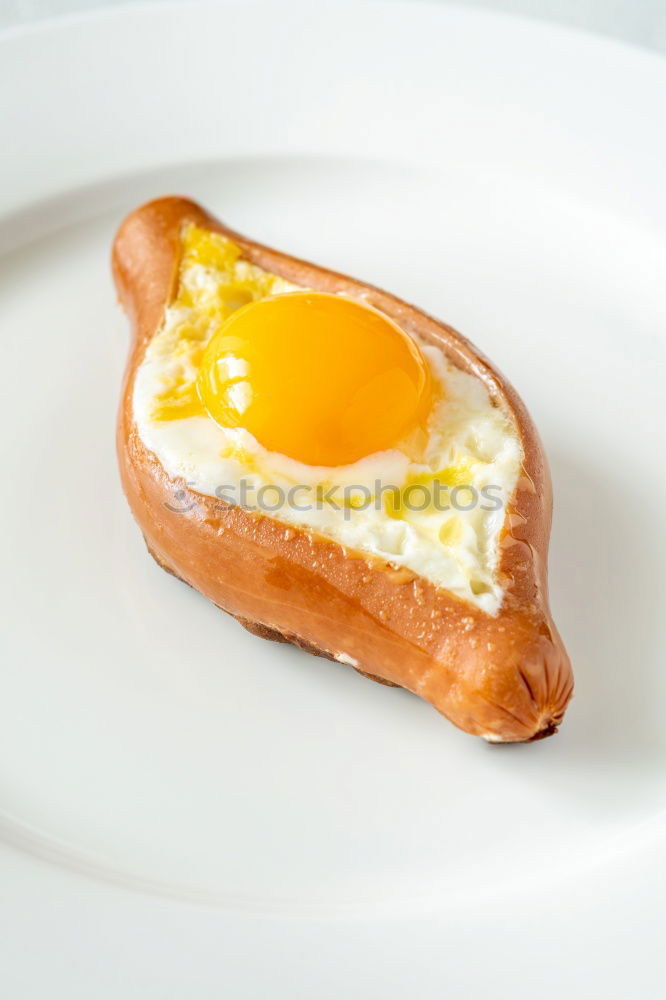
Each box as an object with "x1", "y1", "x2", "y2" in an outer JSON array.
[{"x1": 1, "y1": 2, "x2": 665, "y2": 996}]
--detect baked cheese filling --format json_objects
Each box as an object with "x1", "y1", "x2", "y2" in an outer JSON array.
[{"x1": 132, "y1": 226, "x2": 522, "y2": 613}]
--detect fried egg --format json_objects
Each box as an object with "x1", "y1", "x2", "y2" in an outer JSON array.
[{"x1": 133, "y1": 225, "x2": 522, "y2": 613}]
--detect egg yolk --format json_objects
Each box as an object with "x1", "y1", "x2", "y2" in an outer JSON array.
[{"x1": 197, "y1": 292, "x2": 432, "y2": 467}]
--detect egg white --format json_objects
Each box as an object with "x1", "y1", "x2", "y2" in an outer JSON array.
[{"x1": 132, "y1": 238, "x2": 522, "y2": 613}]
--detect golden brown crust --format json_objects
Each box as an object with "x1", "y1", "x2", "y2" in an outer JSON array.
[{"x1": 113, "y1": 197, "x2": 573, "y2": 742}]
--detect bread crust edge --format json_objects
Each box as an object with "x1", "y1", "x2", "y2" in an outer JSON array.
[{"x1": 113, "y1": 197, "x2": 574, "y2": 742}]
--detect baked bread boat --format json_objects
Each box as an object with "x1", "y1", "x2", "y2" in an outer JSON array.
[{"x1": 113, "y1": 196, "x2": 573, "y2": 742}]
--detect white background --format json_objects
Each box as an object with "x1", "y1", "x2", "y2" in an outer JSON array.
[{"x1": 2, "y1": 0, "x2": 666, "y2": 55}]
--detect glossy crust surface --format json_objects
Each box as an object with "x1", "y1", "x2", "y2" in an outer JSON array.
[{"x1": 113, "y1": 197, "x2": 573, "y2": 742}]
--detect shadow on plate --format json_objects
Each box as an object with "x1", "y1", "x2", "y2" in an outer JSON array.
[{"x1": 545, "y1": 448, "x2": 664, "y2": 767}]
